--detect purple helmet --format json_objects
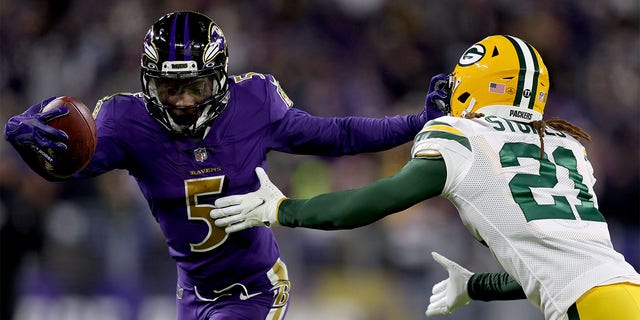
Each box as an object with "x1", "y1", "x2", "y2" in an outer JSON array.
[{"x1": 140, "y1": 11, "x2": 229, "y2": 137}]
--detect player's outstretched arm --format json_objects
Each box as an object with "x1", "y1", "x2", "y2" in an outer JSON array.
[
  {"x1": 212, "y1": 158, "x2": 447, "y2": 232},
  {"x1": 425, "y1": 252, "x2": 527, "y2": 317},
  {"x1": 269, "y1": 73, "x2": 451, "y2": 157}
]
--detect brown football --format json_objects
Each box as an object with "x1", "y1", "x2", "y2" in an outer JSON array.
[{"x1": 39, "y1": 96, "x2": 97, "y2": 178}]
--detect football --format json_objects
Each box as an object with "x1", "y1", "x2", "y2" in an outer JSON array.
[{"x1": 39, "y1": 96, "x2": 97, "y2": 178}]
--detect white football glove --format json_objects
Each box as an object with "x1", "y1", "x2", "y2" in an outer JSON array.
[
  {"x1": 425, "y1": 252, "x2": 473, "y2": 317},
  {"x1": 210, "y1": 167, "x2": 286, "y2": 233}
]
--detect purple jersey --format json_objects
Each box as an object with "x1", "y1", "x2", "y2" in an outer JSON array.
[{"x1": 80, "y1": 73, "x2": 423, "y2": 290}]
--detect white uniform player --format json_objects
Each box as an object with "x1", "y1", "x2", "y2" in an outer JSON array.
[{"x1": 412, "y1": 115, "x2": 640, "y2": 320}]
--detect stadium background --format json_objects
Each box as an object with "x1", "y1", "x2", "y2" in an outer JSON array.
[{"x1": 0, "y1": 0, "x2": 637, "y2": 319}]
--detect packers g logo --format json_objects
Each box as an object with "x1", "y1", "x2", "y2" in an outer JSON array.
[{"x1": 458, "y1": 44, "x2": 485, "y2": 66}]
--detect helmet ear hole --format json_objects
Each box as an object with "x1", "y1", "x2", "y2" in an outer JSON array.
[
  {"x1": 457, "y1": 92, "x2": 471, "y2": 103},
  {"x1": 492, "y1": 46, "x2": 499, "y2": 57}
]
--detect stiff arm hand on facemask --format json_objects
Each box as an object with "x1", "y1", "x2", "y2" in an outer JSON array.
[{"x1": 421, "y1": 74, "x2": 451, "y2": 121}]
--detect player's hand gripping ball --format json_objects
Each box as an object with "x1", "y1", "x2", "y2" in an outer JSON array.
[{"x1": 40, "y1": 96, "x2": 97, "y2": 178}]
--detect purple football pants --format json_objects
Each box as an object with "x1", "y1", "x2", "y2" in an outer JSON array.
[
  {"x1": 176, "y1": 276, "x2": 290, "y2": 319},
  {"x1": 176, "y1": 288, "x2": 288, "y2": 320}
]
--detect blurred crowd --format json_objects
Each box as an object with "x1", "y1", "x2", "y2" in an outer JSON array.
[{"x1": 1, "y1": 0, "x2": 638, "y2": 319}]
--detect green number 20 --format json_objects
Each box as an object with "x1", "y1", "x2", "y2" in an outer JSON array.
[{"x1": 500, "y1": 142, "x2": 604, "y2": 222}]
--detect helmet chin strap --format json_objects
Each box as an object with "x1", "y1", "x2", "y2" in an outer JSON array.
[{"x1": 460, "y1": 98, "x2": 476, "y2": 117}]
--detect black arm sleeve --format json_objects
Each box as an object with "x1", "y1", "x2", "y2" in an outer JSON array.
[
  {"x1": 467, "y1": 272, "x2": 527, "y2": 301},
  {"x1": 278, "y1": 157, "x2": 447, "y2": 229}
]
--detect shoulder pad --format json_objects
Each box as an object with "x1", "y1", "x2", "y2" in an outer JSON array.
[
  {"x1": 93, "y1": 92, "x2": 142, "y2": 118},
  {"x1": 230, "y1": 72, "x2": 268, "y2": 84},
  {"x1": 230, "y1": 72, "x2": 293, "y2": 108},
  {"x1": 412, "y1": 117, "x2": 472, "y2": 158}
]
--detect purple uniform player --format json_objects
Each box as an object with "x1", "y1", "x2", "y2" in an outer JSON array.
[{"x1": 3, "y1": 11, "x2": 448, "y2": 320}]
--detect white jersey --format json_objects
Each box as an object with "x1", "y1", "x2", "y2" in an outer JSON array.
[{"x1": 411, "y1": 116, "x2": 640, "y2": 320}]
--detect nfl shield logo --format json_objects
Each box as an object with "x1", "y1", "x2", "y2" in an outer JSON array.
[{"x1": 194, "y1": 147, "x2": 208, "y2": 162}]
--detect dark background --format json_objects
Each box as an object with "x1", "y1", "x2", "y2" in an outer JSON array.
[{"x1": 1, "y1": 0, "x2": 638, "y2": 319}]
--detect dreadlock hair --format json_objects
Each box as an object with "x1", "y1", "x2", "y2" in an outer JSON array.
[{"x1": 463, "y1": 113, "x2": 591, "y2": 158}]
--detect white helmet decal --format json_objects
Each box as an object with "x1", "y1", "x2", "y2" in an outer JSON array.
[{"x1": 203, "y1": 24, "x2": 226, "y2": 64}]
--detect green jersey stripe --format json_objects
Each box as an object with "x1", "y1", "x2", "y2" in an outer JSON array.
[
  {"x1": 425, "y1": 120, "x2": 453, "y2": 127},
  {"x1": 415, "y1": 130, "x2": 472, "y2": 151}
]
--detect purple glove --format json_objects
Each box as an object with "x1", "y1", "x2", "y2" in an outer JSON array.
[
  {"x1": 422, "y1": 73, "x2": 451, "y2": 121},
  {"x1": 4, "y1": 96, "x2": 69, "y2": 164}
]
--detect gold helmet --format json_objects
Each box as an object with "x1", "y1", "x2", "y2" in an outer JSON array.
[{"x1": 449, "y1": 35, "x2": 549, "y2": 122}]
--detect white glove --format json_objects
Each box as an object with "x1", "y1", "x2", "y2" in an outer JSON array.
[
  {"x1": 210, "y1": 167, "x2": 286, "y2": 233},
  {"x1": 425, "y1": 252, "x2": 473, "y2": 317}
]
